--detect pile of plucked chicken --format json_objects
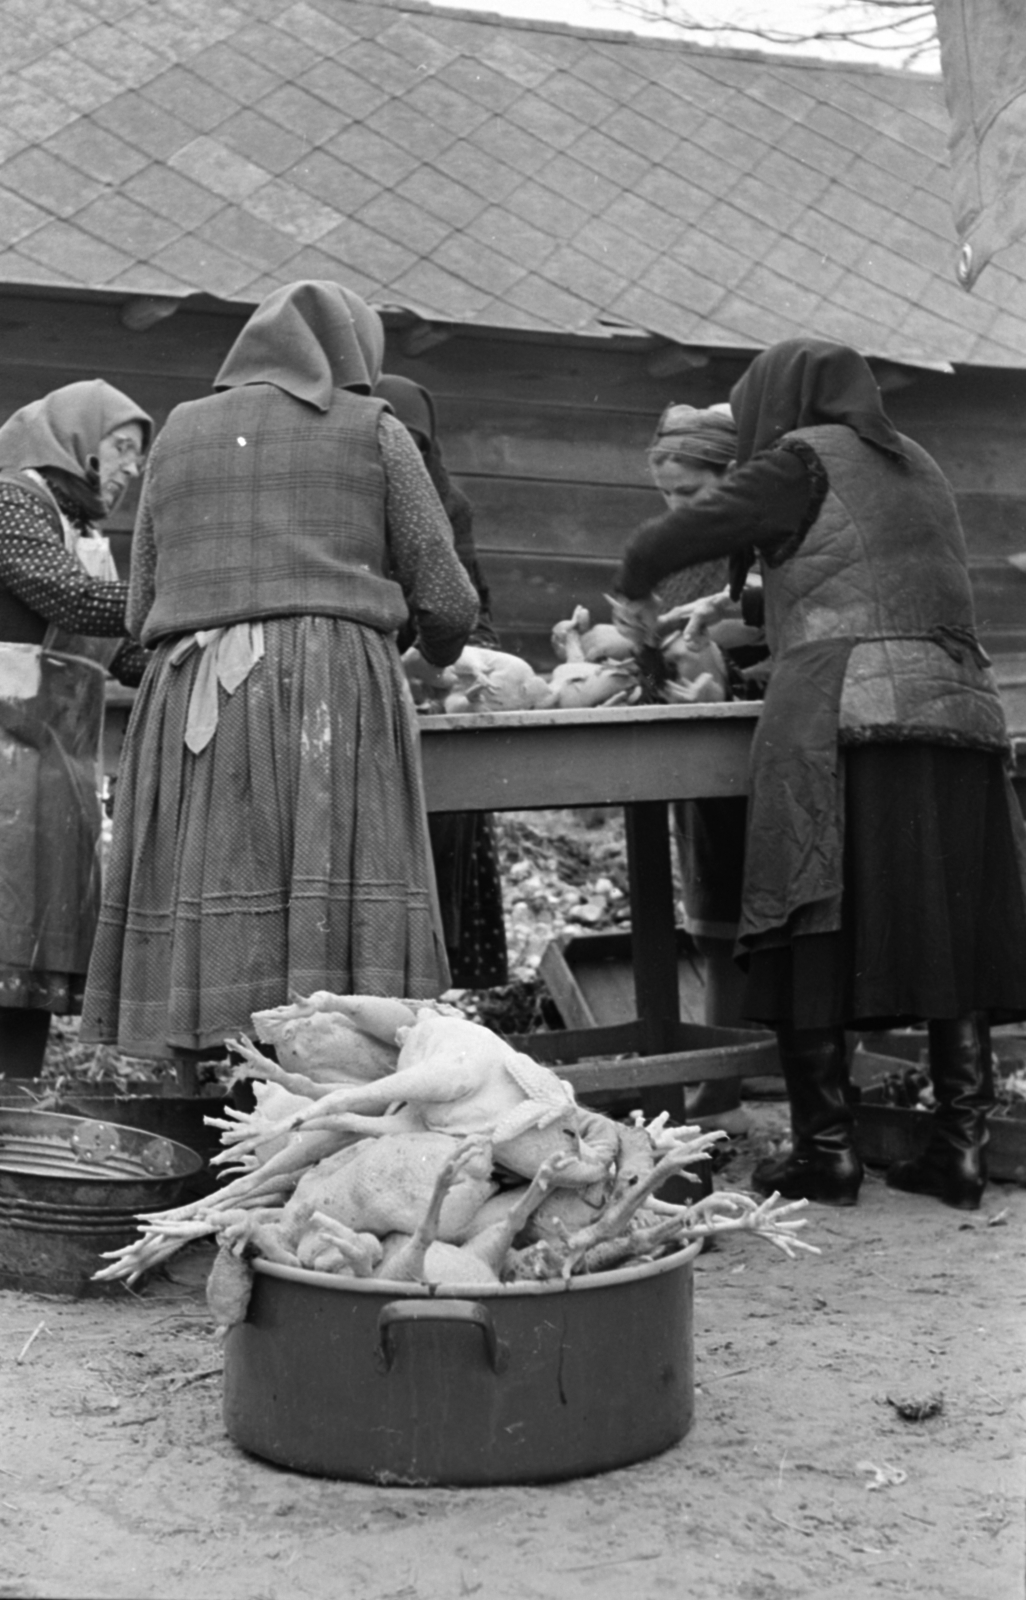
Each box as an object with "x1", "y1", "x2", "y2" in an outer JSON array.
[
  {"x1": 402, "y1": 597, "x2": 729, "y2": 714},
  {"x1": 94, "y1": 996, "x2": 815, "y2": 1329}
]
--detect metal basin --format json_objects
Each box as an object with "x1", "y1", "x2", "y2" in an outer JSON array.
[
  {"x1": 223, "y1": 1241, "x2": 700, "y2": 1486},
  {"x1": 0, "y1": 1109, "x2": 202, "y2": 1295},
  {"x1": 0, "y1": 1109, "x2": 202, "y2": 1209}
]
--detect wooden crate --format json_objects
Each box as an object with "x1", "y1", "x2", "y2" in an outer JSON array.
[
  {"x1": 852, "y1": 1034, "x2": 1026, "y2": 1185},
  {"x1": 855, "y1": 1088, "x2": 1026, "y2": 1186},
  {"x1": 525, "y1": 930, "x2": 779, "y2": 1117},
  {"x1": 539, "y1": 928, "x2": 706, "y2": 1030}
]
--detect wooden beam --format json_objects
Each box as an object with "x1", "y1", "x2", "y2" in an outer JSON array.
[
  {"x1": 120, "y1": 297, "x2": 180, "y2": 332},
  {"x1": 646, "y1": 345, "x2": 711, "y2": 378},
  {"x1": 418, "y1": 704, "x2": 757, "y2": 811},
  {"x1": 552, "y1": 1043, "x2": 781, "y2": 1094}
]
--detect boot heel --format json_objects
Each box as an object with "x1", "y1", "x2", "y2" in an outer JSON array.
[
  {"x1": 887, "y1": 1016, "x2": 993, "y2": 1211},
  {"x1": 759, "y1": 1026, "x2": 862, "y2": 1206}
]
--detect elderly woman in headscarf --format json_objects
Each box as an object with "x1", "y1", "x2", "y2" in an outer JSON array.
[
  {"x1": 81, "y1": 282, "x2": 478, "y2": 1067},
  {"x1": 0, "y1": 380, "x2": 152, "y2": 1074},
  {"x1": 374, "y1": 373, "x2": 508, "y2": 991},
  {"x1": 643, "y1": 403, "x2": 766, "y2": 1132},
  {"x1": 617, "y1": 339, "x2": 1026, "y2": 1211}
]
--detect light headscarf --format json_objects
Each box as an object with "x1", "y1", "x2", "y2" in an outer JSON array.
[
  {"x1": 0, "y1": 379, "x2": 152, "y2": 482},
  {"x1": 647, "y1": 402, "x2": 737, "y2": 468},
  {"x1": 214, "y1": 280, "x2": 385, "y2": 411},
  {"x1": 730, "y1": 339, "x2": 905, "y2": 466}
]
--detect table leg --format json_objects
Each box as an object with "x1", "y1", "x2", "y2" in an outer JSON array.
[{"x1": 624, "y1": 801, "x2": 688, "y2": 1123}]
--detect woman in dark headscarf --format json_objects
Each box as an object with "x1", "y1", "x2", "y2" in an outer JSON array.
[
  {"x1": 81, "y1": 283, "x2": 478, "y2": 1065},
  {"x1": 617, "y1": 338, "x2": 1026, "y2": 1211},
  {"x1": 375, "y1": 374, "x2": 508, "y2": 989},
  {"x1": 0, "y1": 380, "x2": 152, "y2": 1074}
]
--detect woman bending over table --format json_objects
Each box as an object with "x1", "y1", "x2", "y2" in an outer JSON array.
[
  {"x1": 617, "y1": 338, "x2": 1026, "y2": 1211},
  {"x1": 82, "y1": 282, "x2": 478, "y2": 1066}
]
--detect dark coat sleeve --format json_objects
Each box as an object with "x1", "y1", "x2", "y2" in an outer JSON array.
[{"x1": 616, "y1": 447, "x2": 815, "y2": 600}]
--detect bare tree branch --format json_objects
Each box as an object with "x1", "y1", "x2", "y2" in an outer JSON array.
[{"x1": 602, "y1": 2, "x2": 938, "y2": 67}]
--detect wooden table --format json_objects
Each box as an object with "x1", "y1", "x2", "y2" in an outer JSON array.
[
  {"x1": 418, "y1": 702, "x2": 777, "y2": 1097},
  {"x1": 102, "y1": 690, "x2": 776, "y2": 1093}
]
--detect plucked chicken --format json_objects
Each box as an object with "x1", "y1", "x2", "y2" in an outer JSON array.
[
  {"x1": 226, "y1": 1007, "x2": 618, "y2": 1186},
  {"x1": 95, "y1": 992, "x2": 818, "y2": 1301}
]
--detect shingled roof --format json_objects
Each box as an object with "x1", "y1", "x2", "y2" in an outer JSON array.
[{"x1": 1, "y1": 0, "x2": 1024, "y2": 369}]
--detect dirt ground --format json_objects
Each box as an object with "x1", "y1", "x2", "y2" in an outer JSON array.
[{"x1": 1, "y1": 1103, "x2": 1023, "y2": 1600}]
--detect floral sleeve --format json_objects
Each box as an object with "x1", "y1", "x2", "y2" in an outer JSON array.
[
  {"x1": 0, "y1": 482, "x2": 128, "y2": 636},
  {"x1": 378, "y1": 411, "x2": 478, "y2": 666},
  {"x1": 126, "y1": 452, "x2": 158, "y2": 640}
]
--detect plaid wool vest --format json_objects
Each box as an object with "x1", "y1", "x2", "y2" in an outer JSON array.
[{"x1": 138, "y1": 385, "x2": 408, "y2": 645}]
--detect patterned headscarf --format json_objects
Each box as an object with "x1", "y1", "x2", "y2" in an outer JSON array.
[
  {"x1": 647, "y1": 402, "x2": 737, "y2": 468},
  {"x1": 0, "y1": 379, "x2": 152, "y2": 480},
  {"x1": 214, "y1": 280, "x2": 386, "y2": 411},
  {"x1": 730, "y1": 339, "x2": 905, "y2": 466}
]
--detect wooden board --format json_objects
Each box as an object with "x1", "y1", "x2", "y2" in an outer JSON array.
[{"x1": 418, "y1": 703, "x2": 758, "y2": 811}]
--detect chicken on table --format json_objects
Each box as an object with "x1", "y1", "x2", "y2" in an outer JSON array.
[{"x1": 402, "y1": 598, "x2": 729, "y2": 714}]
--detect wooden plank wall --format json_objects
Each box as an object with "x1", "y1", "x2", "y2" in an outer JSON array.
[{"x1": 3, "y1": 289, "x2": 1026, "y2": 683}]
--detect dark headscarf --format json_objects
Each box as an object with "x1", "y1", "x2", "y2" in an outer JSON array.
[
  {"x1": 730, "y1": 339, "x2": 905, "y2": 467},
  {"x1": 214, "y1": 281, "x2": 385, "y2": 411},
  {"x1": 0, "y1": 379, "x2": 152, "y2": 523},
  {"x1": 375, "y1": 374, "x2": 436, "y2": 443},
  {"x1": 375, "y1": 372, "x2": 496, "y2": 646},
  {"x1": 374, "y1": 373, "x2": 473, "y2": 547},
  {"x1": 647, "y1": 402, "x2": 736, "y2": 467}
]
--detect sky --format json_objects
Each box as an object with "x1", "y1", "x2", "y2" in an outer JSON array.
[{"x1": 422, "y1": 1, "x2": 941, "y2": 71}]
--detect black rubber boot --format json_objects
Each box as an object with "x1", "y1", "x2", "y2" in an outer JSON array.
[
  {"x1": 752, "y1": 1026, "x2": 863, "y2": 1206},
  {"x1": 886, "y1": 1015, "x2": 994, "y2": 1211},
  {"x1": 0, "y1": 1007, "x2": 51, "y2": 1078}
]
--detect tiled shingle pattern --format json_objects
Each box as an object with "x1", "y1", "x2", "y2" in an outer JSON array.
[{"x1": 0, "y1": 0, "x2": 1020, "y2": 367}]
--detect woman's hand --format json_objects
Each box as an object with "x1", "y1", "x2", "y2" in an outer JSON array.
[{"x1": 656, "y1": 586, "x2": 735, "y2": 643}]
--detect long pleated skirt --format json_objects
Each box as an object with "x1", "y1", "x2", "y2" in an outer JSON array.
[
  {"x1": 743, "y1": 743, "x2": 1026, "y2": 1030},
  {"x1": 81, "y1": 617, "x2": 448, "y2": 1059}
]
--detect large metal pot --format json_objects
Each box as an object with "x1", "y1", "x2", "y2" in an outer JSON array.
[{"x1": 223, "y1": 1240, "x2": 700, "y2": 1486}]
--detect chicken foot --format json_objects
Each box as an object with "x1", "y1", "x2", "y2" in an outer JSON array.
[
  {"x1": 225, "y1": 1034, "x2": 341, "y2": 1102},
  {"x1": 647, "y1": 1190, "x2": 820, "y2": 1260},
  {"x1": 382, "y1": 1137, "x2": 493, "y2": 1283},
  {"x1": 554, "y1": 1139, "x2": 720, "y2": 1278},
  {"x1": 466, "y1": 1152, "x2": 576, "y2": 1278},
  {"x1": 572, "y1": 1212, "x2": 689, "y2": 1275},
  {"x1": 92, "y1": 1127, "x2": 345, "y2": 1284}
]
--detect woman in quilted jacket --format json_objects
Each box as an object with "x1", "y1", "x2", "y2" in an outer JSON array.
[{"x1": 616, "y1": 337, "x2": 1026, "y2": 1211}]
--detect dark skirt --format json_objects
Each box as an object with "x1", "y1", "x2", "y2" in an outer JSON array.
[
  {"x1": 674, "y1": 797, "x2": 748, "y2": 940},
  {"x1": 82, "y1": 617, "x2": 449, "y2": 1059},
  {"x1": 743, "y1": 743, "x2": 1026, "y2": 1030},
  {"x1": 428, "y1": 811, "x2": 508, "y2": 989}
]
